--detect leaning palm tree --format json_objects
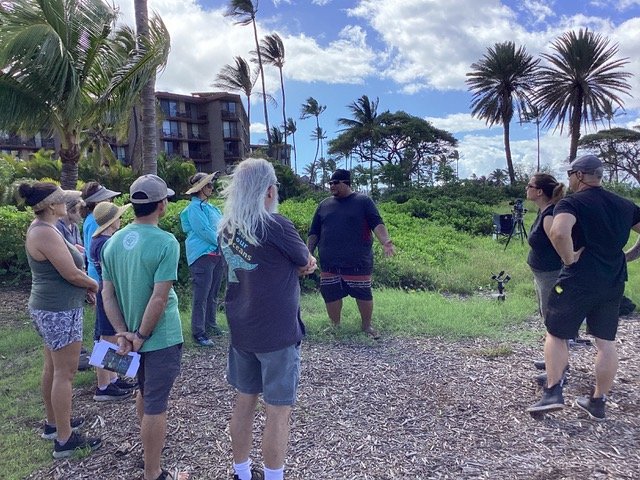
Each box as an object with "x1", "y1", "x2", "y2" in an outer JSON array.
[
  {"x1": 300, "y1": 97, "x2": 326, "y2": 183},
  {"x1": 534, "y1": 29, "x2": 632, "y2": 161},
  {"x1": 0, "y1": 0, "x2": 170, "y2": 189},
  {"x1": 337, "y1": 95, "x2": 380, "y2": 192},
  {"x1": 214, "y1": 56, "x2": 258, "y2": 129},
  {"x1": 466, "y1": 41, "x2": 539, "y2": 184},
  {"x1": 226, "y1": 0, "x2": 271, "y2": 145},
  {"x1": 259, "y1": 33, "x2": 287, "y2": 153},
  {"x1": 285, "y1": 117, "x2": 298, "y2": 173}
]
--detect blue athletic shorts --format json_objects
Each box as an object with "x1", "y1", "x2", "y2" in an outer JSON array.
[{"x1": 227, "y1": 343, "x2": 301, "y2": 406}]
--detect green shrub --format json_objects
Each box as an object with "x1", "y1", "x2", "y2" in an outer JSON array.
[{"x1": 0, "y1": 206, "x2": 32, "y2": 280}]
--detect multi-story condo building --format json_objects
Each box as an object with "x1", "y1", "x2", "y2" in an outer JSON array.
[{"x1": 0, "y1": 91, "x2": 251, "y2": 173}]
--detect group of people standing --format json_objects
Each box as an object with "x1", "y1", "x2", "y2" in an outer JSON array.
[
  {"x1": 524, "y1": 154, "x2": 640, "y2": 421},
  {"x1": 21, "y1": 159, "x2": 394, "y2": 480}
]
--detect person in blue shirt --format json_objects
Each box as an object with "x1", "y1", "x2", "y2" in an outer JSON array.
[{"x1": 180, "y1": 172, "x2": 224, "y2": 347}]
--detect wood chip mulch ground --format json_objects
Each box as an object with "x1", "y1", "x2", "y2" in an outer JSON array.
[{"x1": 7, "y1": 284, "x2": 638, "y2": 479}]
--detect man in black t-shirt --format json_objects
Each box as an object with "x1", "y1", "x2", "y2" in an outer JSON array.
[
  {"x1": 307, "y1": 169, "x2": 395, "y2": 339},
  {"x1": 527, "y1": 155, "x2": 640, "y2": 420}
]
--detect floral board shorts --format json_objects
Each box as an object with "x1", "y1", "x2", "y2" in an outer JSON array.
[{"x1": 29, "y1": 307, "x2": 84, "y2": 351}]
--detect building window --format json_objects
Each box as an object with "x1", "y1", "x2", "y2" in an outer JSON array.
[
  {"x1": 223, "y1": 121, "x2": 238, "y2": 138},
  {"x1": 160, "y1": 99, "x2": 178, "y2": 117},
  {"x1": 115, "y1": 146, "x2": 126, "y2": 162},
  {"x1": 163, "y1": 141, "x2": 180, "y2": 155},
  {"x1": 223, "y1": 101, "x2": 236, "y2": 114},
  {"x1": 162, "y1": 120, "x2": 180, "y2": 137},
  {"x1": 188, "y1": 123, "x2": 200, "y2": 139},
  {"x1": 224, "y1": 141, "x2": 240, "y2": 157}
]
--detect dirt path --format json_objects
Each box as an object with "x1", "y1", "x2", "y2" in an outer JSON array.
[{"x1": 4, "y1": 285, "x2": 639, "y2": 479}]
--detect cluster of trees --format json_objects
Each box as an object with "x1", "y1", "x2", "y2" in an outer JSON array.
[
  {"x1": 467, "y1": 29, "x2": 633, "y2": 184},
  {"x1": 0, "y1": 0, "x2": 168, "y2": 189}
]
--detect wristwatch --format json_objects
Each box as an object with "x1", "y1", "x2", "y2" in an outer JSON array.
[{"x1": 134, "y1": 329, "x2": 152, "y2": 341}]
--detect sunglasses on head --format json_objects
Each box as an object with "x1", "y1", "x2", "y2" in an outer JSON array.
[{"x1": 328, "y1": 180, "x2": 344, "y2": 186}]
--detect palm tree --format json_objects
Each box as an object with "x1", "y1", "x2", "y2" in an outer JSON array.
[
  {"x1": 0, "y1": 0, "x2": 169, "y2": 189},
  {"x1": 259, "y1": 33, "x2": 287, "y2": 156},
  {"x1": 300, "y1": 97, "x2": 326, "y2": 183},
  {"x1": 466, "y1": 41, "x2": 539, "y2": 184},
  {"x1": 285, "y1": 117, "x2": 298, "y2": 173},
  {"x1": 134, "y1": 0, "x2": 160, "y2": 174},
  {"x1": 488, "y1": 168, "x2": 508, "y2": 186},
  {"x1": 214, "y1": 56, "x2": 258, "y2": 130},
  {"x1": 534, "y1": 29, "x2": 632, "y2": 161},
  {"x1": 226, "y1": 0, "x2": 271, "y2": 145},
  {"x1": 337, "y1": 95, "x2": 380, "y2": 192}
]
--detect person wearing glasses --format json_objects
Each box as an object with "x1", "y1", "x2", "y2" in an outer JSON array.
[
  {"x1": 528, "y1": 155, "x2": 640, "y2": 421},
  {"x1": 180, "y1": 171, "x2": 224, "y2": 347},
  {"x1": 307, "y1": 169, "x2": 395, "y2": 339},
  {"x1": 525, "y1": 174, "x2": 565, "y2": 385},
  {"x1": 218, "y1": 158, "x2": 316, "y2": 480}
]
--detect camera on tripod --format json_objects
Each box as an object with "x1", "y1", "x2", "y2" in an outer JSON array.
[{"x1": 509, "y1": 199, "x2": 527, "y2": 220}]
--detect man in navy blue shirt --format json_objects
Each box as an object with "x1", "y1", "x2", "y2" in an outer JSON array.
[{"x1": 308, "y1": 169, "x2": 395, "y2": 339}]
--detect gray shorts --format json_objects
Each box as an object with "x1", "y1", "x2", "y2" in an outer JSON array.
[
  {"x1": 531, "y1": 269, "x2": 560, "y2": 320},
  {"x1": 138, "y1": 344, "x2": 183, "y2": 415},
  {"x1": 227, "y1": 343, "x2": 301, "y2": 406},
  {"x1": 30, "y1": 307, "x2": 83, "y2": 351}
]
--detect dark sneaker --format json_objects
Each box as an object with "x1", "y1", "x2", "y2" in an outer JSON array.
[
  {"x1": 207, "y1": 324, "x2": 224, "y2": 336},
  {"x1": 53, "y1": 431, "x2": 102, "y2": 459},
  {"x1": 233, "y1": 468, "x2": 264, "y2": 480},
  {"x1": 41, "y1": 417, "x2": 85, "y2": 440},
  {"x1": 533, "y1": 360, "x2": 546, "y2": 370},
  {"x1": 93, "y1": 383, "x2": 133, "y2": 402},
  {"x1": 194, "y1": 334, "x2": 214, "y2": 347},
  {"x1": 527, "y1": 383, "x2": 565, "y2": 413},
  {"x1": 78, "y1": 352, "x2": 92, "y2": 371},
  {"x1": 575, "y1": 395, "x2": 606, "y2": 421},
  {"x1": 112, "y1": 377, "x2": 137, "y2": 391}
]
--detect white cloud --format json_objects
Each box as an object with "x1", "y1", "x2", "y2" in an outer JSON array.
[
  {"x1": 312, "y1": 0, "x2": 333, "y2": 5},
  {"x1": 250, "y1": 122, "x2": 267, "y2": 135},
  {"x1": 519, "y1": 0, "x2": 554, "y2": 24},
  {"x1": 285, "y1": 26, "x2": 379, "y2": 84},
  {"x1": 425, "y1": 113, "x2": 491, "y2": 134}
]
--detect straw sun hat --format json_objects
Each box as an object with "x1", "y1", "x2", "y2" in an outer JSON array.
[
  {"x1": 185, "y1": 171, "x2": 221, "y2": 195},
  {"x1": 92, "y1": 202, "x2": 131, "y2": 237}
]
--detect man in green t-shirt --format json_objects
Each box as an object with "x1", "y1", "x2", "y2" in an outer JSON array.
[{"x1": 101, "y1": 174, "x2": 184, "y2": 480}]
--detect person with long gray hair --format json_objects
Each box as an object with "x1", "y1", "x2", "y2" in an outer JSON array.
[{"x1": 218, "y1": 158, "x2": 317, "y2": 480}]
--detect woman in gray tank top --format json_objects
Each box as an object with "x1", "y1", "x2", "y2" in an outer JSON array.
[{"x1": 19, "y1": 182, "x2": 102, "y2": 458}]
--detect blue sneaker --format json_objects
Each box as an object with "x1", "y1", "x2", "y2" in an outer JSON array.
[
  {"x1": 194, "y1": 334, "x2": 214, "y2": 347},
  {"x1": 41, "y1": 417, "x2": 85, "y2": 439}
]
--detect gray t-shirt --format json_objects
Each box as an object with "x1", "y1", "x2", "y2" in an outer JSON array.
[
  {"x1": 309, "y1": 192, "x2": 384, "y2": 274},
  {"x1": 221, "y1": 214, "x2": 309, "y2": 353}
]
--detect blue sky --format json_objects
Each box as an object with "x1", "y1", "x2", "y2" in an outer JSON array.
[{"x1": 114, "y1": 0, "x2": 640, "y2": 179}]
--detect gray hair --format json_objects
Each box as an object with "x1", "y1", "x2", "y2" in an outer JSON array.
[{"x1": 217, "y1": 158, "x2": 278, "y2": 246}]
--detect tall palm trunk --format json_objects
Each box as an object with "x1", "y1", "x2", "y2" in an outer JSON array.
[
  {"x1": 251, "y1": 19, "x2": 271, "y2": 146},
  {"x1": 503, "y1": 121, "x2": 515, "y2": 184},
  {"x1": 569, "y1": 96, "x2": 584, "y2": 161},
  {"x1": 135, "y1": 0, "x2": 158, "y2": 175},
  {"x1": 278, "y1": 66, "x2": 287, "y2": 161},
  {"x1": 60, "y1": 147, "x2": 80, "y2": 189}
]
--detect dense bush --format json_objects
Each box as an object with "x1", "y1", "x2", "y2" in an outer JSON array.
[{"x1": 0, "y1": 206, "x2": 32, "y2": 280}]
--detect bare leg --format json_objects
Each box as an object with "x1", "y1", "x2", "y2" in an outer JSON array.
[
  {"x1": 230, "y1": 393, "x2": 259, "y2": 463},
  {"x1": 544, "y1": 334, "x2": 569, "y2": 387},
  {"x1": 594, "y1": 338, "x2": 618, "y2": 398},
  {"x1": 355, "y1": 299, "x2": 375, "y2": 334},
  {"x1": 324, "y1": 300, "x2": 343, "y2": 327},
  {"x1": 50, "y1": 341, "x2": 82, "y2": 441},
  {"x1": 42, "y1": 347, "x2": 55, "y2": 424},
  {"x1": 142, "y1": 412, "x2": 167, "y2": 480},
  {"x1": 263, "y1": 404, "x2": 292, "y2": 470}
]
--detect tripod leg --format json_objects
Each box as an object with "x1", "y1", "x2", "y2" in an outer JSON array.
[{"x1": 504, "y1": 225, "x2": 515, "y2": 251}]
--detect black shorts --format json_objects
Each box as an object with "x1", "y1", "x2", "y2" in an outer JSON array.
[
  {"x1": 319, "y1": 271, "x2": 373, "y2": 303},
  {"x1": 138, "y1": 344, "x2": 182, "y2": 415},
  {"x1": 545, "y1": 281, "x2": 624, "y2": 341}
]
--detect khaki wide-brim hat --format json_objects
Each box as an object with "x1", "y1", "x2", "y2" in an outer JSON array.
[
  {"x1": 185, "y1": 172, "x2": 220, "y2": 195},
  {"x1": 92, "y1": 203, "x2": 131, "y2": 237}
]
